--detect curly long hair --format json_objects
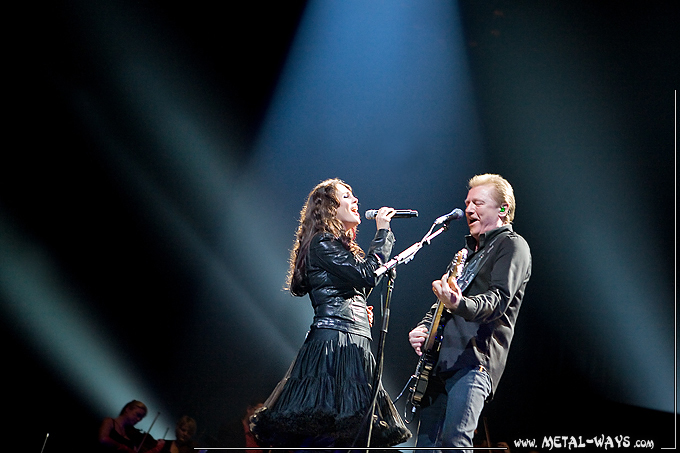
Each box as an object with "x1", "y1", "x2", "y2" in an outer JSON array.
[{"x1": 286, "y1": 178, "x2": 364, "y2": 296}]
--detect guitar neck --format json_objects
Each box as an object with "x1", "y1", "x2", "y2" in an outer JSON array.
[
  {"x1": 424, "y1": 267, "x2": 459, "y2": 352},
  {"x1": 423, "y1": 300, "x2": 446, "y2": 352}
]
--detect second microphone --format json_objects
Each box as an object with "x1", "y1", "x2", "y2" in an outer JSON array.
[{"x1": 364, "y1": 209, "x2": 418, "y2": 219}]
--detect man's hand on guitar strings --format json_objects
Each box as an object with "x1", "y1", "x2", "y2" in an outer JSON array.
[
  {"x1": 432, "y1": 273, "x2": 463, "y2": 312},
  {"x1": 408, "y1": 326, "x2": 428, "y2": 356}
]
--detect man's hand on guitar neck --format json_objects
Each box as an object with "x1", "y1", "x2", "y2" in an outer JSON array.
[{"x1": 432, "y1": 273, "x2": 463, "y2": 312}]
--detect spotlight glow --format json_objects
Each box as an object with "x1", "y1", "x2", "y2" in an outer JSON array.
[{"x1": 0, "y1": 215, "x2": 173, "y2": 434}]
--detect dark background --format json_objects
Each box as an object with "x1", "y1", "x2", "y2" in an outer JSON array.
[{"x1": 2, "y1": 1, "x2": 676, "y2": 451}]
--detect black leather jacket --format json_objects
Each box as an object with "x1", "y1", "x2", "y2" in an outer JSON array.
[{"x1": 306, "y1": 229, "x2": 395, "y2": 339}]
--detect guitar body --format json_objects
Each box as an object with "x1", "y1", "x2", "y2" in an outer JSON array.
[
  {"x1": 409, "y1": 249, "x2": 467, "y2": 407},
  {"x1": 410, "y1": 301, "x2": 444, "y2": 406}
]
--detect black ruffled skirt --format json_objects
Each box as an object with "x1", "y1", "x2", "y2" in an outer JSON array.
[{"x1": 250, "y1": 328, "x2": 411, "y2": 448}]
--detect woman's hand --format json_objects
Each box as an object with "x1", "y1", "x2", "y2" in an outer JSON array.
[
  {"x1": 374, "y1": 207, "x2": 396, "y2": 231},
  {"x1": 147, "y1": 439, "x2": 166, "y2": 453}
]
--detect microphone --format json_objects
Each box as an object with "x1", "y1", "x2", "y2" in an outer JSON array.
[
  {"x1": 434, "y1": 208, "x2": 464, "y2": 225},
  {"x1": 364, "y1": 209, "x2": 418, "y2": 219}
]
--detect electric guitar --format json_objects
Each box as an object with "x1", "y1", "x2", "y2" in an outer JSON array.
[{"x1": 408, "y1": 248, "x2": 467, "y2": 408}]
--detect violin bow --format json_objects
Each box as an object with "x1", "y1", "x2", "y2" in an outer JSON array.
[{"x1": 135, "y1": 412, "x2": 161, "y2": 453}]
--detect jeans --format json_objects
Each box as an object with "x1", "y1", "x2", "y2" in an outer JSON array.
[{"x1": 415, "y1": 366, "x2": 492, "y2": 453}]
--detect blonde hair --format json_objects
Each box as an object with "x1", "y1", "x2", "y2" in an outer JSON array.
[
  {"x1": 176, "y1": 415, "x2": 197, "y2": 437},
  {"x1": 119, "y1": 400, "x2": 148, "y2": 416},
  {"x1": 468, "y1": 174, "x2": 516, "y2": 223}
]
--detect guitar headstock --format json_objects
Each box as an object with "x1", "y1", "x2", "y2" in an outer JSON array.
[{"x1": 447, "y1": 248, "x2": 468, "y2": 286}]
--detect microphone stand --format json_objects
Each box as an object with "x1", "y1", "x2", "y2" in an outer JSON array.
[
  {"x1": 40, "y1": 433, "x2": 49, "y2": 453},
  {"x1": 374, "y1": 220, "x2": 452, "y2": 278},
  {"x1": 360, "y1": 217, "x2": 456, "y2": 451}
]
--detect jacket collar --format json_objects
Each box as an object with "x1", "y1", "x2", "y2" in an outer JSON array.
[{"x1": 465, "y1": 224, "x2": 513, "y2": 251}]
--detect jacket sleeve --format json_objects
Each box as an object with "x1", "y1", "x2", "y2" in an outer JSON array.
[
  {"x1": 310, "y1": 230, "x2": 395, "y2": 288},
  {"x1": 453, "y1": 234, "x2": 532, "y2": 322},
  {"x1": 416, "y1": 302, "x2": 438, "y2": 330}
]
